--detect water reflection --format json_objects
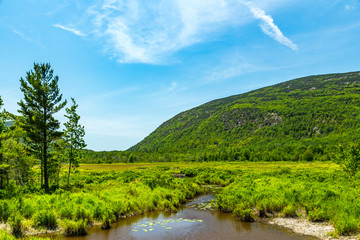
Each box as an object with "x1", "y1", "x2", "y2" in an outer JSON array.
[{"x1": 44, "y1": 194, "x2": 315, "y2": 240}]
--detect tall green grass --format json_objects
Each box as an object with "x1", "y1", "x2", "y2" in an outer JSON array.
[
  {"x1": 0, "y1": 167, "x2": 202, "y2": 237},
  {"x1": 214, "y1": 167, "x2": 360, "y2": 235}
]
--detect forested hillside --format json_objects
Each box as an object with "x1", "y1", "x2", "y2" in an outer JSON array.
[{"x1": 129, "y1": 71, "x2": 360, "y2": 161}]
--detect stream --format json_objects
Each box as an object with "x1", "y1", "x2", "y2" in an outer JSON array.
[{"x1": 46, "y1": 193, "x2": 316, "y2": 240}]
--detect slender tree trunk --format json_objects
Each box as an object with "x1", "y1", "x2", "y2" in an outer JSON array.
[
  {"x1": 43, "y1": 113, "x2": 49, "y2": 192},
  {"x1": 68, "y1": 147, "x2": 73, "y2": 185},
  {"x1": 41, "y1": 158, "x2": 43, "y2": 187}
]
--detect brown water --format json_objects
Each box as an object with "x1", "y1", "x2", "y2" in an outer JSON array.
[{"x1": 47, "y1": 194, "x2": 316, "y2": 240}]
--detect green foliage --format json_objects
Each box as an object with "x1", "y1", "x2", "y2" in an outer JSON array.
[
  {"x1": 33, "y1": 209, "x2": 58, "y2": 229},
  {"x1": 335, "y1": 144, "x2": 360, "y2": 176},
  {"x1": 0, "y1": 230, "x2": 16, "y2": 240},
  {"x1": 62, "y1": 219, "x2": 87, "y2": 236},
  {"x1": 17, "y1": 62, "x2": 67, "y2": 192},
  {"x1": 282, "y1": 205, "x2": 298, "y2": 218},
  {"x1": 64, "y1": 98, "x2": 86, "y2": 185},
  {"x1": 9, "y1": 213, "x2": 24, "y2": 238},
  {"x1": 125, "y1": 71, "x2": 360, "y2": 163},
  {"x1": 212, "y1": 164, "x2": 360, "y2": 235},
  {"x1": 233, "y1": 202, "x2": 254, "y2": 222},
  {"x1": 0, "y1": 200, "x2": 13, "y2": 222},
  {"x1": 307, "y1": 208, "x2": 330, "y2": 222},
  {"x1": 334, "y1": 215, "x2": 359, "y2": 235}
]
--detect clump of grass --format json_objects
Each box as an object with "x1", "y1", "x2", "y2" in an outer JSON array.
[
  {"x1": 282, "y1": 205, "x2": 298, "y2": 218},
  {"x1": 334, "y1": 215, "x2": 359, "y2": 236},
  {"x1": 326, "y1": 231, "x2": 339, "y2": 239},
  {"x1": 0, "y1": 230, "x2": 16, "y2": 240},
  {"x1": 62, "y1": 219, "x2": 87, "y2": 236},
  {"x1": 21, "y1": 202, "x2": 35, "y2": 219},
  {"x1": 0, "y1": 200, "x2": 13, "y2": 222},
  {"x1": 59, "y1": 205, "x2": 73, "y2": 219},
  {"x1": 10, "y1": 213, "x2": 24, "y2": 238},
  {"x1": 33, "y1": 209, "x2": 58, "y2": 230},
  {"x1": 74, "y1": 206, "x2": 92, "y2": 223},
  {"x1": 308, "y1": 208, "x2": 330, "y2": 222},
  {"x1": 101, "y1": 212, "x2": 115, "y2": 229},
  {"x1": 233, "y1": 202, "x2": 254, "y2": 222}
]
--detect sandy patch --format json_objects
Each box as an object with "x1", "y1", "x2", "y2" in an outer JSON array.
[{"x1": 268, "y1": 218, "x2": 359, "y2": 240}]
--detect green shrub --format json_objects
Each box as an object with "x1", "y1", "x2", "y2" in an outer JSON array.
[
  {"x1": 21, "y1": 202, "x2": 35, "y2": 219},
  {"x1": 0, "y1": 201, "x2": 12, "y2": 222},
  {"x1": 233, "y1": 207, "x2": 254, "y2": 222},
  {"x1": 59, "y1": 205, "x2": 73, "y2": 219},
  {"x1": 326, "y1": 231, "x2": 339, "y2": 238},
  {"x1": 282, "y1": 205, "x2": 298, "y2": 218},
  {"x1": 62, "y1": 219, "x2": 87, "y2": 236},
  {"x1": 74, "y1": 206, "x2": 92, "y2": 223},
  {"x1": 0, "y1": 230, "x2": 16, "y2": 240},
  {"x1": 101, "y1": 212, "x2": 115, "y2": 229},
  {"x1": 334, "y1": 215, "x2": 359, "y2": 236},
  {"x1": 233, "y1": 202, "x2": 254, "y2": 222},
  {"x1": 10, "y1": 214, "x2": 24, "y2": 238},
  {"x1": 93, "y1": 205, "x2": 104, "y2": 221},
  {"x1": 33, "y1": 209, "x2": 58, "y2": 229},
  {"x1": 308, "y1": 208, "x2": 329, "y2": 222}
]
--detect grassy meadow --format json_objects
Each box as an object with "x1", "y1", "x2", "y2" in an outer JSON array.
[{"x1": 0, "y1": 161, "x2": 359, "y2": 238}]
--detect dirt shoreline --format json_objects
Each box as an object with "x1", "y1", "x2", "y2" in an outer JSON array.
[{"x1": 265, "y1": 217, "x2": 359, "y2": 240}]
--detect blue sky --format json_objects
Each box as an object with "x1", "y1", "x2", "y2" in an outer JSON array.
[{"x1": 1, "y1": 0, "x2": 360, "y2": 151}]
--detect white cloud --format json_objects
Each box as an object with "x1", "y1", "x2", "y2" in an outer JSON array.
[
  {"x1": 57, "y1": 0, "x2": 297, "y2": 63},
  {"x1": 53, "y1": 24, "x2": 86, "y2": 37},
  {"x1": 83, "y1": 0, "x2": 258, "y2": 63},
  {"x1": 242, "y1": 1, "x2": 298, "y2": 51}
]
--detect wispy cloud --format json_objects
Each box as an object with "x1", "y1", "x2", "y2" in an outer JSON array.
[
  {"x1": 9, "y1": 27, "x2": 32, "y2": 41},
  {"x1": 53, "y1": 24, "x2": 86, "y2": 37},
  {"x1": 85, "y1": 0, "x2": 252, "y2": 64},
  {"x1": 58, "y1": 0, "x2": 297, "y2": 63},
  {"x1": 242, "y1": 1, "x2": 298, "y2": 51}
]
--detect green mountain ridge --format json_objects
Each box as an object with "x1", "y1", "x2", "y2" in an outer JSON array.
[{"x1": 129, "y1": 71, "x2": 360, "y2": 161}]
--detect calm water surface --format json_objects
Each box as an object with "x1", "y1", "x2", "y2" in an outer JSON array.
[{"x1": 48, "y1": 194, "x2": 316, "y2": 240}]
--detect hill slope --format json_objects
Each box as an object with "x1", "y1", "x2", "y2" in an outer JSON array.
[{"x1": 129, "y1": 71, "x2": 360, "y2": 161}]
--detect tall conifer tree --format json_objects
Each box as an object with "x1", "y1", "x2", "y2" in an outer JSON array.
[{"x1": 18, "y1": 63, "x2": 66, "y2": 192}]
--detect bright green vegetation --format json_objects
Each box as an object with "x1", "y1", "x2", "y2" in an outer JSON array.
[
  {"x1": 215, "y1": 166, "x2": 360, "y2": 235},
  {"x1": 0, "y1": 230, "x2": 49, "y2": 240},
  {"x1": 0, "y1": 162, "x2": 359, "y2": 238},
  {"x1": 127, "y1": 71, "x2": 360, "y2": 162},
  {"x1": 178, "y1": 162, "x2": 360, "y2": 236},
  {"x1": 2, "y1": 64, "x2": 360, "y2": 239},
  {"x1": 0, "y1": 63, "x2": 86, "y2": 194},
  {"x1": 0, "y1": 166, "x2": 202, "y2": 237}
]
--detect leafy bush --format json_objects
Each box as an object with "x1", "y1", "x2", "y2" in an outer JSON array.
[
  {"x1": 233, "y1": 202, "x2": 254, "y2": 222},
  {"x1": 233, "y1": 207, "x2": 254, "y2": 222},
  {"x1": 10, "y1": 214, "x2": 24, "y2": 238},
  {"x1": 62, "y1": 219, "x2": 87, "y2": 236},
  {"x1": 74, "y1": 206, "x2": 92, "y2": 223},
  {"x1": 0, "y1": 201, "x2": 12, "y2": 222},
  {"x1": 282, "y1": 205, "x2": 298, "y2": 218},
  {"x1": 308, "y1": 208, "x2": 330, "y2": 222},
  {"x1": 33, "y1": 209, "x2": 58, "y2": 229},
  {"x1": 334, "y1": 215, "x2": 359, "y2": 236},
  {"x1": 0, "y1": 231, "x2": 15, "y2": 240}
]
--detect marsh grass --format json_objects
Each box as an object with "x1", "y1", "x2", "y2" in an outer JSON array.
[{"x1": 0, "y1": 161, "x2": 358, "y2": 237}]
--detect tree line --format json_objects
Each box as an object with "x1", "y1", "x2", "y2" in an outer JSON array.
[{"x1": 0, "y1": 63, "x2": 86, "y2": 193}]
